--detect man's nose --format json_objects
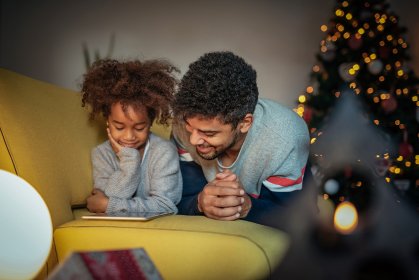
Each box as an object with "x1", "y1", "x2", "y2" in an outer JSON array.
[{"x1": 189, "y1": 130, "x2": 204, "y2": 145}]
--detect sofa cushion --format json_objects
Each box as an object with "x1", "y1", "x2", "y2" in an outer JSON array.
[{"x1": 54, "y1": 214, "x2": 289, "y2": 280}]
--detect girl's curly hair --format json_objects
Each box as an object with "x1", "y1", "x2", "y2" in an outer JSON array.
[{"x1": 81, "y1": 59, "x2": 179, "y2": 126}]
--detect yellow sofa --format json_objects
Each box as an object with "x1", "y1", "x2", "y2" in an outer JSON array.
[{"x1": 0, "y1": 68, "x2": 289, "y2": 280}]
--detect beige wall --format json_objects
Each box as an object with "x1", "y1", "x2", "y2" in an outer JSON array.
[{"x1": 1, "y1": 0, "x2": 418, "y2": 107}]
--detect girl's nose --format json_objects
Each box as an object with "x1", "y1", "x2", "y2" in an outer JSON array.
[{"x1": 124, "y1": 130, "x2": 135, "y2": 140}]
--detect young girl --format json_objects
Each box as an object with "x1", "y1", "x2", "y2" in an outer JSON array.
[{"x1": 81, "y1": 59, "x2": 182, "y2": 214}]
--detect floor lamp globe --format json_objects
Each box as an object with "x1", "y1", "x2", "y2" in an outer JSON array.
[{"x1": 0, "y1": 170, "x2": 52, "y2": 280}]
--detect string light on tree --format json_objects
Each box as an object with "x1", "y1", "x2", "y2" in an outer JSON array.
[{"x1": 295, "y1": 0, "x2": 419, "y2": 213}]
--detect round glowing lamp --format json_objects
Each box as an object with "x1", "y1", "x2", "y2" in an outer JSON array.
[{"x1": 0, "y1": 170, "x2": 52, "y2": 280}]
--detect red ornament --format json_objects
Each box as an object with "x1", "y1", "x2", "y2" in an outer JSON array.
[
  {"x1": 378, "y1": 46, "x2": 390, "y2": 59},
  {"x1": 381, "y1": 95, "x2": 397, "y2": 113},
  {"x1": 348, "y1": 36, "x2": 363, "y2": 50},
  {"x1": 344, "y1": 166, "x2": 352, "y2": 178},
  {"x1": 374, "y1": 158, "x2": 391, "y2": 176},
  {"x1": 303, "y1": 107, "x2": 313, "y2": 124},
  {"x1": 399, "y1": 130, "x2": 414, "y2": 159},
  {"x1": 399, "y1": 142, "x2": 413, "y2": 159}
]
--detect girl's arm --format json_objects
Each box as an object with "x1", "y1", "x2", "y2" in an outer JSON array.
[
  {"x1": 92, "y1": 143, "x2": 142, "y2": 199},
  {"x1": 106, "y1": 141, "x2": 182, "y2": 214}
]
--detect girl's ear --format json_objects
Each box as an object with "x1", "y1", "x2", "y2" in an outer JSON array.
[
  {"x1": 239, "y1": 114, "x2": 253, "y2": 133},
  {"x1": 106, "y1": 121, "x2": 109, "y2": 127}
]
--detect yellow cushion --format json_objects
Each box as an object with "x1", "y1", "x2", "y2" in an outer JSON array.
[{"x1": 54, "y1": 215, "x2": 289, "y2": 280}]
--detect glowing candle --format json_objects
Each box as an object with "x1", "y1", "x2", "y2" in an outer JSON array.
[{"x1": 334, "y1": 201, "x2": 358, "y2": 234}]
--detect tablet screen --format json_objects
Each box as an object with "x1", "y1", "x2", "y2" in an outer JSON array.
[{"x1": 81, "y1": 211, "x2": 173, "y2": 221}]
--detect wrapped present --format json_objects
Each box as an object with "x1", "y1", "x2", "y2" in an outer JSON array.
[{"x1": 48, "y1": 248, "x2": 162, "y2": 280}]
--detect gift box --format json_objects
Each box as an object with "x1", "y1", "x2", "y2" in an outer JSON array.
[{"x1": 48, "y1": 248, "x2": 162, "y2": 280}]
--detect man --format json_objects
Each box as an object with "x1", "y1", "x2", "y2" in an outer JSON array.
[{"x1": 172, "y1": 51, "x2": 310, "y2": 224}]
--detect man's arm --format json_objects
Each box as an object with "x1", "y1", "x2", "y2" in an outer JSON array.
[
  {"x1": 176, "y1": 160, "x2": 207, "y2": 215},
  {"x1": 172, "y1": 126, "x2": 248, "y2": 220},
  {"x1": 243, "y1": 186, "x2": 301, "y2": 225},
  {"x1": 177, "y1": 161, "x2": 244, "y2": 220},
  {"x1": 244, "y1": 161, "x2": 313, "y2": 226},
  {"x1": 176, "y1": 159, "x2": 310, "y2": 223}
]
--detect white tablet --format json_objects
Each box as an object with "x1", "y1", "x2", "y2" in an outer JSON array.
[{"x1": 81, "y1": 211, "x2": 173, "y2": 221}]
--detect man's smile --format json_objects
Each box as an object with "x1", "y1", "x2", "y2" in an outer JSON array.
[{"x1": 196, "y1": 144, "x2": 214, "y2": 154}]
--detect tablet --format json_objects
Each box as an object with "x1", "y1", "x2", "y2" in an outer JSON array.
[{"x1": 81, "y1": 211, "x2": 173, "y2": 221}]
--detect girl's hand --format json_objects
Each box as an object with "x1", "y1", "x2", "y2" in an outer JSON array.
[
  {"x1": 107, "y1": 127, "x2": 123, "y2": 154},
  {"x1": 86, "y1": 189, "x2": 109, "y2": 213}
]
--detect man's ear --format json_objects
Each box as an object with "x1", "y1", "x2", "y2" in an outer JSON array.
[{"x1": 239, "y1": 114, "x2": 253, "y2": 133}]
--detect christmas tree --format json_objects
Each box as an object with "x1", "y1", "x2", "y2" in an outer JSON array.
[{"x1": 295, "y1": 0, "x2": 419, "y2": 212}]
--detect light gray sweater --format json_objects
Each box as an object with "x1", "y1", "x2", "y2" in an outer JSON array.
[
  {"x1": 173, "y1": 98, "x2": 309, "y2": 197},
  {"x1": 91, "y1": 133, "x2": 182, "y2": 214}
]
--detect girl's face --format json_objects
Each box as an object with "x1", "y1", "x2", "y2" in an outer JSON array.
[{"x1": 107, "y1": 102, "x2": 151, "y2": 152}]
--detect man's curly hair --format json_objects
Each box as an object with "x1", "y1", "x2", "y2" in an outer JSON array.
[
  {"x1": 81, "y1": 59, "x2": 179, "y2": 126},
  {"x1": 172, "y1": 51, "x2": 259, "y2": 127}
]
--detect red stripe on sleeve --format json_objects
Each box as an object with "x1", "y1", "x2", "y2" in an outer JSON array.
[
  {"x1": 177, "y1": 147, "x2": 188, "y2": 154},
  {"x1": 266, "y1": 166, "x2": 306, "y2": 187},
  {"x1": 250, "y1": 193, "x2": 260, "y2": 199}
]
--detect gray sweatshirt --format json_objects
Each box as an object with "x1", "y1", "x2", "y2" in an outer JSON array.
[
  {"x1": 173, "y1": 98, "x2": 309, "y2": 197},
  {"x1": 91, "y1": 133, "x2": 182, "y2": 214}
]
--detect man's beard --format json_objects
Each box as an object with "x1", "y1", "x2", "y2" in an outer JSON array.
[{"x1": 196, "y1": 130, "x2": 240, "y2": 160}]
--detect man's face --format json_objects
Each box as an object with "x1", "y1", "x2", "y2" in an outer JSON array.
[{"x1": 184, "y1": 116, "x2": 241, "y2": 160}]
